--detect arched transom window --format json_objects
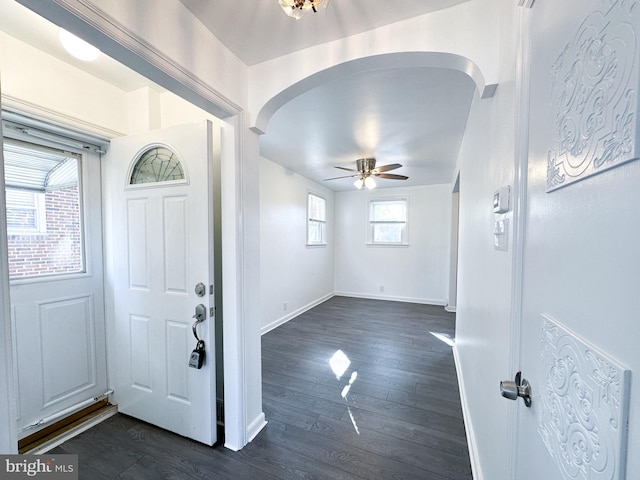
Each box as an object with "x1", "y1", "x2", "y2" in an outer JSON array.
[{"x1": 130, "y1": 146, "x2": 184, "y2": 185}]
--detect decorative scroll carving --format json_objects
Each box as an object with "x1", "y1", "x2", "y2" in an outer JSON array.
[
  {"x1": 546, "y1": 0, "x2": 639, "y2": 191},
  {"x1": 538, "y1": 315, "x2": 630, "y2": 480}
]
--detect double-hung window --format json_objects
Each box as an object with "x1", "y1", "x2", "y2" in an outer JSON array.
[
  {"x1": 307, "y1": 193, "x2": 326, "y2": 245},
  {"x1": 369, "y1": 198, "x2": 408, "y2": 245}
]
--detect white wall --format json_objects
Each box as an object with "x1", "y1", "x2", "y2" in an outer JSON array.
[
  {"x1": 335, "y1": 184, "x2": 451, "y2": 304},
  {"x1": 0, "y1": 32, "x2": 129, "y2": 137},
  {"x1": 260, "y1": 157, "x2": 334, "y2": 333}
]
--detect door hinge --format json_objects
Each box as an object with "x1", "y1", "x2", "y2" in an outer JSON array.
[{"x1": 209, "y1": 307, "x2": 215, "y2": 317}]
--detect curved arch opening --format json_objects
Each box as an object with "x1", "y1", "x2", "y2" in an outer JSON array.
[{"x1": 253, "y1": 51, "x2": 496, "y2": 135}]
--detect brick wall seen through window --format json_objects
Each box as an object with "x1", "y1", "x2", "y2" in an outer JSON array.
[{"x1": 7, "y1": 186, "x2": 83, "y2": 278}]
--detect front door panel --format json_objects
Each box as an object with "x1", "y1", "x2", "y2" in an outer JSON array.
[{"x1": 104, "y1": 120, "x2": 216, "y2": 445}]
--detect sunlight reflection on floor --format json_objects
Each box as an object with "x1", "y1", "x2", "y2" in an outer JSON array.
[
  {"x1": 329, "y1": 350, "x2": 360, "y2": 435},
  {"x1": 430, "y1": 331, "x2": 455, "y2": 347}
]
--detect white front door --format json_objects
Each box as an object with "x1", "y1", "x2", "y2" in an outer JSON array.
[
  {"x1": 514, "y1": 0, "x2": 638, "y2": 479},
  {"x1": 2, "y1": 135, "x2": 107, "y2": 439},
  {"x1": 104, "y1": 120, "x2": 217, "y2": 445}
]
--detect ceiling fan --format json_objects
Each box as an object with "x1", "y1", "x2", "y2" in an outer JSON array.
[{"x1": 324, "y1": 158, "x2": 408, "y2": 189}]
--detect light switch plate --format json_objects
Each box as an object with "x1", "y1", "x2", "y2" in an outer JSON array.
[{"x1": 494, "y1": 218, "x2": 508, "y2": 251}]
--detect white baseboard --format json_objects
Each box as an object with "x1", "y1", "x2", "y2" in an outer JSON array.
[
  {"x1": 246, "y1": 412, "x2": 267, "y2": 443},
  {"x1": 261, "y1": 293, "x2": 334, "y2": 335},
  {"x1": 262, "y1": 293, "x2": 449, "y2": 336},
  {"x1": 445, "y1": 305, "x2": 457, "y2": 312},
  {"x1": 335, "y1": 291, "x2": 447, "y2": 306},
  {"x1": 453, "y1": 346, "x2": 481, "y2": 480}
]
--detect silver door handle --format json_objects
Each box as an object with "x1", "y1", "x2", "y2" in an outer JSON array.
[
  {"x1": 500, "y1": 371, "x2": 532, "y2": 407},
  {"x1": 192, "y1": 303, "x2": 207, "y2": 341}
]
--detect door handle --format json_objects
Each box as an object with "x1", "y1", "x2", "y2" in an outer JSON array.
[
  {"x1": 192, "y1": 303, "x2": 207, "y2": 341},
  {"x1": 500, "y1": 371, "x2": 532, "y2": 407}
]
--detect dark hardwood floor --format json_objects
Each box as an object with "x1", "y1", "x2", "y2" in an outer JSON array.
[{"x1": 52, "y1": 296, "x2": 472, "y2": 479}]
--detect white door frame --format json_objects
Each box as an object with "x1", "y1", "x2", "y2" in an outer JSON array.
[
  {"x1": 0, "y1": 101, "x2": 19, "y2": 453},
  {"x1": 446, "y1": 174, "x2": 460, "y2": 313},
  {"x1": 506, "y1": 3, "x2": 534, "y2": 479}
]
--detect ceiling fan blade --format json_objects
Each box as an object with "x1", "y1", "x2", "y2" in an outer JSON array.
[
  {"x1": 335, "y1": 166, "x2": 358, "y2": 172},
  {"x1": 374, "y1": 173, "x2": 409, "y2": 180},
  {"x1": 373, "y1": 163, "x2": 402, "y2": 173},
  {"x1": 324, "y1": 174, "x2": 359, "y2": 181}
]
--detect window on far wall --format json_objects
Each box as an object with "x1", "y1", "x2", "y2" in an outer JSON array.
[
  {"x1": 307, "y1": 192, "x2": 326, "y2": 245},
  {"x1": 369, "y1": 198, "x2": 408, "y2": 245}
]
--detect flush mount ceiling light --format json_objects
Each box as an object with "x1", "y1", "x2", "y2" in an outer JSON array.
[
  {"x1": 279, "y1": 0, "x2": 329, "y2": 19},
  {"x1": 59, "y1": 29, "x2": 101, "y2": 61}
]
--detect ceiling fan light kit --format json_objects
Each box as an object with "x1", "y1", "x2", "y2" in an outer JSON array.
[
  {"x1": 325, "y1": 157, "x2": 409, "y2": 190},
  {"x1": 279, "y1": 0, "x2": 329, "y2": 19}
]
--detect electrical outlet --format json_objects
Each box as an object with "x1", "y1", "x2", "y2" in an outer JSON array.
[
  {"x1": 283, "y1": 302, "x2": 287, "y2": 311},
  {"x1": 379, "y1": 285, "x2": 384, "y2": 292}
]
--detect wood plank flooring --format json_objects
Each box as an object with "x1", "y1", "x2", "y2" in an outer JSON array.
[{"x1": 52, "y1": 296, "x2": 472, "y2": 479}]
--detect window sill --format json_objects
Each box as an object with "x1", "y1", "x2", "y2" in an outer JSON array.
[
  {"x1": 366, "y1": 243, "x2": 409, "y2": 247},
  {"x1": 306, "y1": 243, "x2": 327, "y2": 248}
]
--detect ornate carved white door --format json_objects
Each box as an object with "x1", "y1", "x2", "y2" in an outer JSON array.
[
  {"x1": 104, "y1": 120, "x2": 217, "y2": 445},
  {"x1": 513, "y1": 1, "x2": 637, "y2": 479}
]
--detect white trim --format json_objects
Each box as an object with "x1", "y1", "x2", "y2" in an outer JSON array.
[
  {"x1": 0, "y1": 112, "x2": 19, "y2": 454},
  {"x1": 444, "y1": 305, "x2": 457, "y2": 313},
  {"x1": 1, "y1": 95, "x2": 124, "y2": 140},
  {"x1": 261, "y1": 293, "x2": 333, "y2": 335},
  {"x1": 221, "y1": 115, "x2": 247, "y2": 452},
  {"x1": 367, "y1": 196, "x2": 409, "y2": 245},
  {"x1": 335, "y1": 291, "x2": 447, "y2": 306},
  {"x1": 507, "y1": 4, "x2": 533, "y2": 479},
  {"x1": 453, "y1": 346, "x2": 482, "y2": 480},
  {"x1": 246, "y1": 412, "x2": 267, "y2": 444},
  {"x1": 365, "y1": 243, "x2": 409, "y2": 247},
  {"x1": 306, "y1": 191, "x2": 327, "y2": 246}
]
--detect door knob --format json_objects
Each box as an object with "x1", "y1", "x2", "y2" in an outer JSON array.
[{"x1": 500, "y1": 371, "x2": 532, "y2": 407}]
